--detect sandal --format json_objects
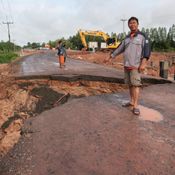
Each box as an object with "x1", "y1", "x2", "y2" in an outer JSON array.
[
  {"x1": 133, "y1": 108, "x2": 140, "y2": 115},
  {"x1": 122, "y1": 102, "x2": 134, "y2": 107}
]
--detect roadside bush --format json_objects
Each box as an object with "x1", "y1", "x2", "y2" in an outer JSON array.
[{"x1": 0, "y1": 52, "x2": 18, "y2": 63}]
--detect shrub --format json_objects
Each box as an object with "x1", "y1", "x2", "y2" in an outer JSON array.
[{"x1": 0, "y1": 52, "x2": 18, "y2": 63}]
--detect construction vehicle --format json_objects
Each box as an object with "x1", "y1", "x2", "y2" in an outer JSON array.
[{"x1": 78, "y1": 29, "x2": 120, "y2": 50}]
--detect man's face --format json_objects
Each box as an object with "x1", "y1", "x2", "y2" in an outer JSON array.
[{"x1": 128, "y1": 20, "x2": 138, "y2": 32}]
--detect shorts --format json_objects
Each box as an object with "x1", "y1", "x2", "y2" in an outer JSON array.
[{"x1": 124, "y1": 69, "x2": 142, "y2": 86}]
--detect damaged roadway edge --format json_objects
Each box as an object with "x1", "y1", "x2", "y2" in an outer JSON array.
[
  {"x1": 0, "y1": 77, "x2": 128, "y2": 157},
  {"x1": 14, "y1": 73, "x2": 172, "y2": 84}
]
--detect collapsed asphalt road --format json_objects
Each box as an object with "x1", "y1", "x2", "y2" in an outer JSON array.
[
  {"x1": 0, "y1": 83, "x2": 175, "y2": 175},
  {"x1": 0, "y1": 51, "x2": 174, "y2": 175}
]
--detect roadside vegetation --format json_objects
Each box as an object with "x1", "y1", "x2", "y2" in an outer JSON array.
[
  {"x1": 0, "y1": 41, "x2": 21, "y2": 64},
  {"x1": 0, "y1": 24, "x2": 174, "y2": 63},
  {"x1": 0, "y1": 52, "x2": 18, "y2": 63}
]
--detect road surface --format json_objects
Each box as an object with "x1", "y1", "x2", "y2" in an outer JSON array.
[
  {"x1": 13, "y1": 51, "x2": 171, "y2": 84},
  {"x1": 0, "y1": 83, "x2": 175, "y2": 175}
]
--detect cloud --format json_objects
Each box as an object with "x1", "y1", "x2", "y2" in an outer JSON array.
[
  {"x1": 149, "y1": 0, "x2": 175, "y2": 28},
  {"x1": 1, "y1": 0, "x2": 174, "y2": 46}
]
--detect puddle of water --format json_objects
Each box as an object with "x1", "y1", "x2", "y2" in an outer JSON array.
[
  {"x1": 138, "y1": 105, "x2": 163, "y2": 122},
  {"x1": 113, "y1": 94, "x2": 163, "y2": 122}
]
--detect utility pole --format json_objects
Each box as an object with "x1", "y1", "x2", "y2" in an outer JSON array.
[
  {"x1": 13, "y1": 39, "x2": 15, "y2": 52},
  {"x1": 120, "y1": 19, "x2": 127, "y2": 33},
  {"x1": 2, "y1": 21, "x2": 13, "y2": 43}
]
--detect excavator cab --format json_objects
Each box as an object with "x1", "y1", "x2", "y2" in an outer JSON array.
[{"x1": 106, "y1": 38, "x2": 116, "y2": 45}]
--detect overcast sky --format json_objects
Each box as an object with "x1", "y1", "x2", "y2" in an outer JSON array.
[{"x1": 0, "y1": 0, "x2": 174, "y2": 46}]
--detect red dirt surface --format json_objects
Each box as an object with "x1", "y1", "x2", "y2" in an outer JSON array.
[{"x1": 68, "y1": 50, "x2": 175, "y2": 78}]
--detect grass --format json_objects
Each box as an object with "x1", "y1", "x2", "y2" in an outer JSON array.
[{"x1": 0, "y1": 52, "x2": 18, "y2": 63}]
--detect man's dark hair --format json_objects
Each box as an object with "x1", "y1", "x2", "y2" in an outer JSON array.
[
  {"x1": 128, "y1": 17, "x2": 139, "y2": 24},
  {"x1": 58, "y1": 40, "x2": 62, "y2": 44}
]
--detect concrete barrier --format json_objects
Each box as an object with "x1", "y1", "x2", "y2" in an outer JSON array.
[{"x1": 159, "y1": 61, "x2": 169, "y2": 79}]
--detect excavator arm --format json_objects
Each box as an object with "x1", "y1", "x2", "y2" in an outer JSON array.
[
  {"x1": 78, "y1": 29, "x2": 120, "y2": 50},
  {"x1": 78, "y1": 30, "x2": 88, "y2": 49}
]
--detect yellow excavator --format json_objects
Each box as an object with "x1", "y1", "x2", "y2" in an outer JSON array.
[{"x1": 78, "y1": 29, "x2": 120, "y2": 50}]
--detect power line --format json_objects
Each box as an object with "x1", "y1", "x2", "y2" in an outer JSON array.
[
  {"x1": 0, "y1": 0, "x2": 6, "y2": 21},
  {"x1": 2, "y1": 21, "x2": 13, "y2": 42},
  {"x1": 1, "y1": 0, "x2": 14, "y2": 22},
  {"x1": 0, "y1": 0, "x2": 5, "y2": 10},
  {"x1": 7, "y1": 0, "x2": 14, "y2": 22}
]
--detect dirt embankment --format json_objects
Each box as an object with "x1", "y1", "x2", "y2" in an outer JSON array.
[
  {"x1": 0, "y1": 64, "x2": 127, "y2": 157},
  {"x1": 0, "y1": 64, "x2": 35, "y2": 157},
  {"x1": 68, "y1": 50, "x2": 175, "y2": 78}
]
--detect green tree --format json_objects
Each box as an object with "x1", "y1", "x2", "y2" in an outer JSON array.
[{"x1": 68, "y1": 33, "x2": 83, "y2": 50}]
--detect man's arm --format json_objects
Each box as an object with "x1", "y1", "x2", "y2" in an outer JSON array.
[
  {"x1": 139, "y1": 35, "x2": 151, "y2": 72},
  {"x1": 104, "y1": 40, "x2": 125, "y2": 63},
  {"x1": 111, "y1": 41, "x2": 125, "y2": 58},
  {"x1": 139, "y1": 58, "x2": 147, "y2": 73}
]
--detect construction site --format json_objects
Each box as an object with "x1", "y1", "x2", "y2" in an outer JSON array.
[{"x1": 0, "y1": 0, "x2": 175, "y2": 174}]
